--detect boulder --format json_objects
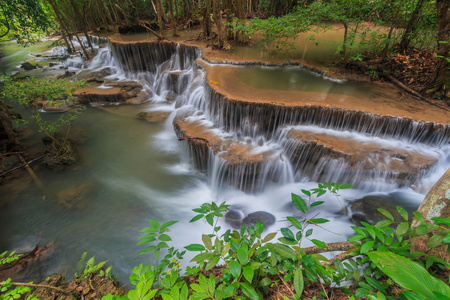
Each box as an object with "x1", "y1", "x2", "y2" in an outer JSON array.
[
  {"x1": 225, "y1": 209, "x2": 245, "y2": 229},
  {"x1": 20, "y1": 61, "x2": 37, "y2": 70},
  {"x1": 411, "y1": 168, "x2": 450, "y2": 262},
  {"x1": 242, "y1": 211, "x2": 276, "y2": 229}
]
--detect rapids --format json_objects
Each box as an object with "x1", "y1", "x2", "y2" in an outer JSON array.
[{"x1": 0, "y1": 38, "x2": 448, "y2": 285}]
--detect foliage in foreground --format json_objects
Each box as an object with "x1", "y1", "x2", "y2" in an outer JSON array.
[
  {"x1": 98, "y1": 183, "x2": 450, "y2": 300},
  {"x1": 2, "y1": 183, "x2": 449, "y2": 299}
]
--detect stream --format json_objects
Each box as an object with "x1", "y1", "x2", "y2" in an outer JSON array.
[{"x1": 0, "y1": 36, "x2": 449, "y2": 285}]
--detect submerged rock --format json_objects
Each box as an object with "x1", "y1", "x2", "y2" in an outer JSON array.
[
  {"x1": 225, "y1": 209, "x2": 245, "y2": 229},
  {"x1": 242, "y1": 211, "x2": 276, "y2": 228},
  {"x1": 136, "y1": 111, "x2": 170, "y2": 123},
  {"x1": 57, "y1": 183, "x2": 94, "y2": 210}
]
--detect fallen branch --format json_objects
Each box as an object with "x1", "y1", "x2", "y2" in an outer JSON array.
[
  {"x1": 381, "y1": 73, "x2": 447, "y2": 110},
  {"x1": 303, "y1": 241, "x2": 356, "y2": 255},
  {"x1": 139, "y1": 20, "x2": 167, "y2": 41},
  {"x1": 11, "y1": 282, "x2": 67, "y2": 294},
  {"x1": 0, "y1": 155, "x2": 45, "y2": 177},
  {"x1": 0, "y1": 245, "x2": 39, "y2": 271}
]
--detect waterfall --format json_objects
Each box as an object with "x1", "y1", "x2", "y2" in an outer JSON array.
[{"x1": 82, "y1": 40, "x2": 449, "y2": 195}]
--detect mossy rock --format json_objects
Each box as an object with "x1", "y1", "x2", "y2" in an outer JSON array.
[{"x1": 42, "y1": 136, "x2": 79, "y2": 168}]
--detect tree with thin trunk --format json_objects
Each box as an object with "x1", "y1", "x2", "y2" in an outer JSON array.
[
  {"x1": 398, "y1": 0, "x2": 426, "y2": 53},
  {"x1": 202, "y1": 0, "x2": 212, "y2": 38},
  {"x1": 167, "y1": 0, "x2": 179, "y2": 36},
  {"x1": 236, "y1": 0, "x2": 246, "y2": 43},
  {"x1": 427, "y1": 0, "x2": 450, "y2": 101},
  {"x1": 212, "y1": 0, "x2": 224, "y2": 48}
]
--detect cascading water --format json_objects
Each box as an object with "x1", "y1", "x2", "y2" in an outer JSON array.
[
  {"x1": 1, "y1": 38, "x2": 448, "y2": 284},
  {"x1": 84, "y1": 38, "x2": 449, "y2": 199}
]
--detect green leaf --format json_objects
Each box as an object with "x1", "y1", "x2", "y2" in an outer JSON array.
[
  {"x1": 375, "y1": 220, "x2": 394, "y2": 228},
  {"x1": 396, "y1": 206, "x2": 409, "y2": 221},
  {"x1": 368, "y1": 251, "x2": 450, "y2": 299},
  {"x1": 185, "y1": 244, "x2": 206, "y2": 251},
  {"x1": 293, "y1": 268, "x2": 304, "y2": 296},
  {"x1": 360, "y1": 241, "x2": 375, "y2": 254},
  {"x1": 310, "y1": 201, "x2": 324, "y2": 207},
  {"x1": 427, "y1": 231, "x2": 447, "y2": 248},
  {"x1": 243, "y1": 266, "x2": 254, "y2": 283},
  {"x1": 355, "y1": 288, "x2": 370, "y2": 298},
  {"x1": 301, "y1": 189, "x2": 311, "y2": 197},
  {"x1": 311, "y1": 239, "x2": 326, "y2": 248},
  {"x1": 138, "y1": 245, "x2": 156, "y2": 255},
  {"x1": 149, "y1": 219, "x2": 160, "y2": 228},
  {"x1": 205, "y1": 214, "x2": 214, "y2": 226},
  {"x1": 366, "y1": 277, "x2": 386, "y2": 293},
  {"x1": 309, "y1": 218, "x2": 329, "y2": 224},
  {"x1": 413, "y1": 212, "x2": 426, "y2": 224},
  {"x1": 237, "y1": 248, "x2": 249, "y2": 265},
  {"x1": 272, "y1": 243, "x2": 297, "y2": 259},
  {"x1": 202, "y1": 234, "x2": 213, "y2": 251},
  {"x1": 378, "y1": 209, "x2": 394, "y2": 221},
  {"x1": 190, "y1": 214, "x2": 204, "y2": 223},
  {"x1": 432, "y1": 218, "x2": 450, "y2": 226},
  {"x1": 286, "y1": 217, "x2": 303, "y2": 230},
  {"x1": 278, "y1": 237, "x2": 297, "y2": 245},
  {"x1": 160, "y1": 220, "x2": 178, "y2": 230},
  {"x1": 229, "y1": 260, "x2": 241, "y2": 278},
  {"x1": 205, "y1": 256, "x2": 220, "y2": 271},
  {"x1": 259, "y1": 277, "x2": 272, "y2": 287},
  {"x1": 305, "y1": 229, "x2": 313, "y2": 237},
  {"x1": 281, "y1": 228, "x2": 295, "y2": 240},
  {"x1": 262, "y1": 232, "x2": 277, "y2": 243},
  {"x1": 292, "y1": 193, "x2": 307, "y2": 213},
  {"x1": 396, "y1": 222, "x2": 410, "y2": 238},
  {"x1": 239, "y1": 282, "x2": 259, "y2": 300},
  {"x1": 348, "y1": 234, "x2": 365, "y2": 242},
  {"x1": 158, "y1": 234, "x2": 172, "y2": 242},
  {"x1": 401, "y1": 291, "x2": 426, "y2": 300},
  {"x1": 338, "y1": 184, "x2": 353, "y2": 189}
]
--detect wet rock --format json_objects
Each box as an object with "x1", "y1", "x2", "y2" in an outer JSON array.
[
  {"x1": 411, "y1": 169, "x2": 450, "y2": 262},
  {"x1": 349, "y1": 192, "x2": 419, "y2": 225},
  {"x1": 57, "y1": 183, "x2": 94, "y2": 209},
  {"x1": 125, "y1": 91, "x2": 149, "y2": 105},
  {"x1": 135, "y1": 111, "x2": 170, "y2": 123},
  {"x1": 225, "y1": 209, "x2": 245, "y2": 229},
  {"x1": 21, "y1": 61, "x2": 37, "y2": 70},
  {"x1": 165, "y1": 91, "x2": 176, "y2": 101},
  {"x1": 117, "y1": 80, "x2": 143, "y2": 88},
  {"x1": 285, "y1": 129, "x2": 438, "y2": 188},
  {"x1": 42, "y1": 136, "x2": 79, "y2": 168},
  {"x1": 242, "y1": 211, "x2": 276, "y2": 228},
  {"x1": 40, "y1": 100, "x2": 70, "y2": 112}
]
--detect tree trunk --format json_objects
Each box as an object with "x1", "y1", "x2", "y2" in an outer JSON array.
[
  {"x1": 167, "y1": 0, "x2": 179, "y2": 36},
  {"x1": 398, "y1": 0, "x2": 426, "y2": 53},
  {"x1": 202, "y1": 0, "x2": 211, "y2": 37},
  {"x1": 427, "y1": 0, "x2": 450, "y2": 101},
  {"x1": 411, "y1": 168, "x2": 450, "y2": 262},
  {"x1": 65, "y1": 0, "x2": 95, "y2": 53},
  {"x1": 151, "y1": 0, "x2": 165, "y2": 37},
  {"x1": 226, "y1": 0, "x2": 234, "y2": 39},
  {"x1": 212, "y1": 0, "x2": 224, "y2": 49},
  {"x1": 157, "y1": 0, "x2": 169, "y2": 23},
  {"x1": 236, "y1": 0, "x2": 246, "y2": 43}
]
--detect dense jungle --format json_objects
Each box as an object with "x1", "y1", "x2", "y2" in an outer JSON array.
[{"x1": 0, "y1": 0, "x2": 450, "y2": 299}]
